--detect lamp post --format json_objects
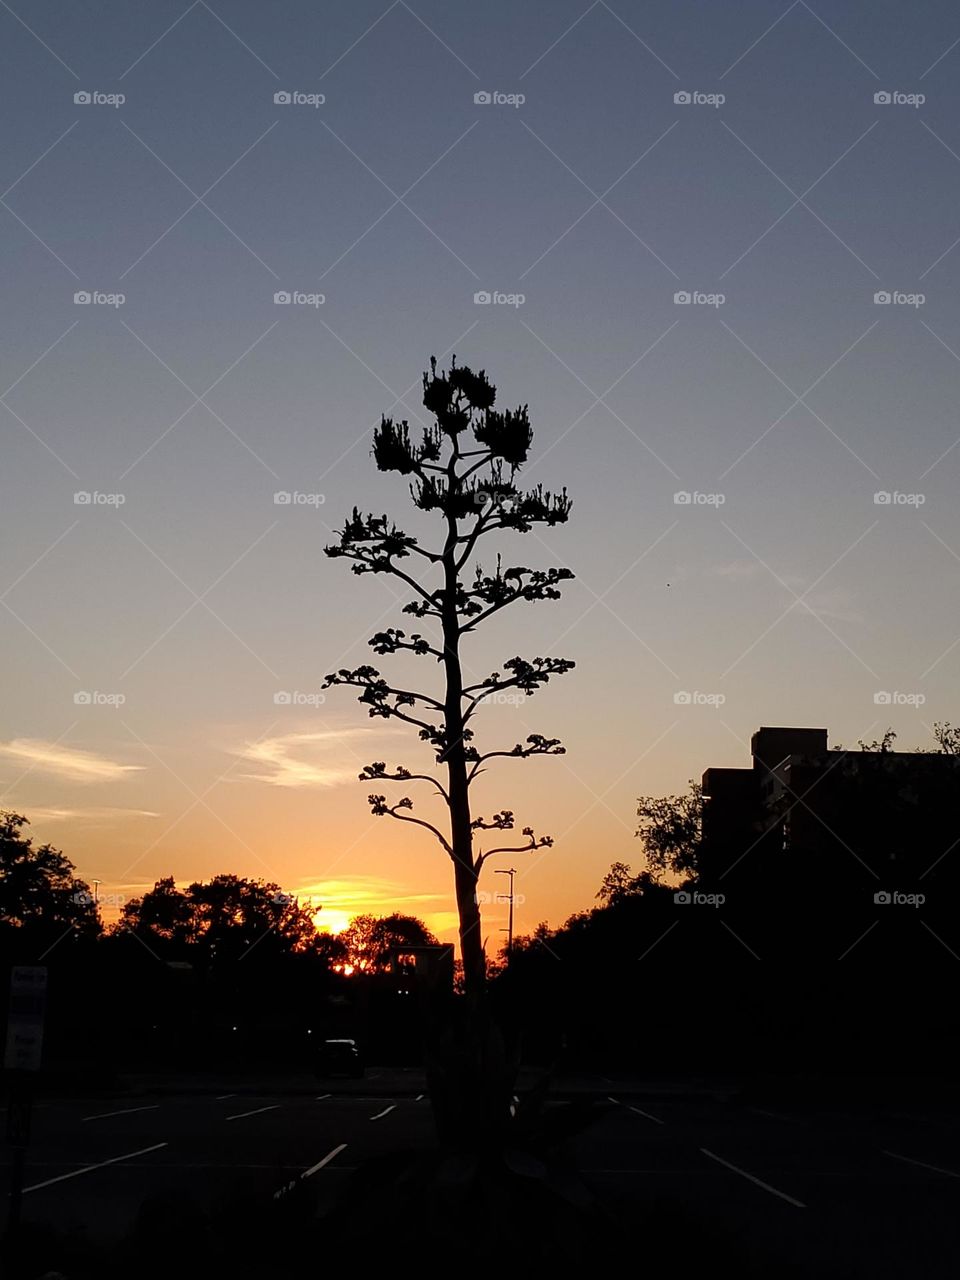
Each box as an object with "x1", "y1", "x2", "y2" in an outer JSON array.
[{"x1": 494, "y1": 867, "x2": 517, "y2": 962}]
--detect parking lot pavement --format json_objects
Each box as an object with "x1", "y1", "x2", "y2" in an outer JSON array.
[
  {"x1": 0, "y1": 1090, "x2": 437, "y2": 1246},
  {"x1": 574, "y1": 1093, "x2": 960, "y2": 1277},
  {"x1": 4, "y1": 1082, "x2": 960, "y2": 1276}
]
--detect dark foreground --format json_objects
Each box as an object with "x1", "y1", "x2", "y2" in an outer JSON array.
[{"x1": 2, "y1": 1071, "x2": 959, "y2": 1278}]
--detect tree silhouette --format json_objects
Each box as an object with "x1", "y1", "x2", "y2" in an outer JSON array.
[
  {"x1": 325, "y1": 358, "x2": 574, "y2": 1004},
  {"x1": 0, "y1": 810, "x2": 100, "y2": 941},
  {"x1": 118, "y1": 875, "x2": 194, "y2": 947},
  {"x1": 118, "y1": 874, "x2": 318, "y2": 960},
  {"x1": 341, "y1": 912, "x2": 438, "y2": 972},
  {"x1": 596, "y1": 861, "x2": 663, "y2": 905},
  {"x1": 636, "y1": 781, "x2": 703, "y2": 881}
]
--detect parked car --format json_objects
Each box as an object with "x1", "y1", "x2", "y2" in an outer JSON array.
[{"x1": 314, "y1": 1037, "x2": 364, "y2": 1079}]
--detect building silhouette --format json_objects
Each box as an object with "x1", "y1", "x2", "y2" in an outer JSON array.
[{"x1": 701, "y1": 726, "x2": 960, "y2": 903}]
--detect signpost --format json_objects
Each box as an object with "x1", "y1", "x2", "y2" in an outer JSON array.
[{"x1": 4, "y1": 966, "x2": 47, "y2": 1250}]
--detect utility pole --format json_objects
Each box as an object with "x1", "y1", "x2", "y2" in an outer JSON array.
[{"x1": 495, "y1": 868, "x2": 517, "y2": 962}]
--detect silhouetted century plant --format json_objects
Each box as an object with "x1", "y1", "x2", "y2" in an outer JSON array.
[{"x1": 324, "y1": 358, "x2": 574, "y2": 1012}]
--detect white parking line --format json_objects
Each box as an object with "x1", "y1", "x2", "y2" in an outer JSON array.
[
  {"x1": 369, "y1": 1105, "x2": 396, "y2": 1121},
  {"x1": 24, "y1": 1143, "x2": 168, "y2": 1193},
  {"x1": 415, "y1": 1094, "x2": 425, "y2": 1101},
  {"x1": 628, "y1": 1104, "x2": 663, "y2": 1125},
  {"x1": 81, "y1": 1105, "x2": 159, "y2": 1123},
  {"x1": 226, "y1": 1105, "x2": 280, "y2": 1122},
  {"x1": 607, "y1": 1096, "x2": 663, "y2": 1125},
  {"x1": 749, "y1": 1107, "x2": 806, "y2": 1127},
  {"x1": 883, "y1": 1149, "x2": 960, "y2": 1178},
  {"x1": 215, "y1": 1094, "x2": 236, "y2": 1101},
  {"x1": 316, "y1": 1093, "x2": 331, "y2": 1100},
  {"x1": 302, "y1": 1143, "x2": 348, "y2": 1178},
  {"x1": 700, "y1": 1148, "x2": 807, "y2": 1209}
]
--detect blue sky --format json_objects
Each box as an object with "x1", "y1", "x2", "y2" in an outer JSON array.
[{"x1": 2, "y1": 0, "x2": 960, "y2": 938}]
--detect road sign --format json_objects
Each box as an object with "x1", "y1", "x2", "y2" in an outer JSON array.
[{"x1": 3, "y1": 966, "x2": 48, "y2": 1072}]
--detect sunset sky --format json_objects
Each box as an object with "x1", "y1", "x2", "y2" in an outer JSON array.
[{"x1": 2, "y1": 1, "x2": 960, "y2": 945}]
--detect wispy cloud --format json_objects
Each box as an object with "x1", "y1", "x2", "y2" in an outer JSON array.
[
  {"x1": 786, "y1": 586, "x2": 862, "y2": 626},
  {"x1": 0, "y1": 739, "x2": 144, "y2": 783},
  {"x1": 236, "y1": 727, "x2": 392, "y2": 788},
  {"x1": 710, "y1": 563, "x2": 861, "y2": 623},
  {"x1": 712, "y1": 559, "x2": 763, "y2": 581},
  {"x1": 26, "y1": 806, "x2": 159, "y2": 824}
]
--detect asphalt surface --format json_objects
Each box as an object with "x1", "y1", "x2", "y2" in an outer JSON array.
[{"x1": 3, "y1": 1074, "x2": 960, "y2": 1277}]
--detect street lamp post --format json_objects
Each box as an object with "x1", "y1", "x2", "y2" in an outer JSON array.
[{"x1": 494, "y1": 867, "x2": 517, "y2": 962}]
